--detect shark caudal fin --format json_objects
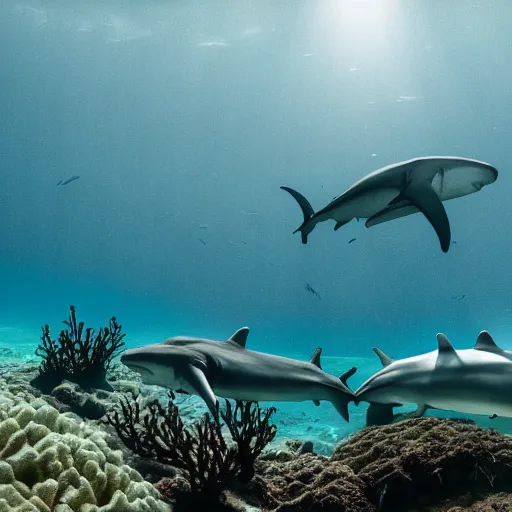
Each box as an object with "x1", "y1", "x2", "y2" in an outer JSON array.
[
  {"x1": 280, "y1": 186, "x2": 316, "y2": 244},
  {"x1": 331, "y1": 367, "x2": 357, "y2": 422},
  {"x1": 332, "y1": 396, "x2": 351, "y2": 422}
]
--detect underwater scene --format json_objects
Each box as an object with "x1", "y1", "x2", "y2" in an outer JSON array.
[{"x1": 1, "y1": 0, "x2": 512, "y2": 510}]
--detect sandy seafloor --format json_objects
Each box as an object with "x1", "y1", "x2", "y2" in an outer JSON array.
[{"x1": 2, "y1": 324, "x2": 512, "y2": 457}]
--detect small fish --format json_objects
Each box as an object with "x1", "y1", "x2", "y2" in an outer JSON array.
[
  {"x1": 451, "y1": 294, "x2": 466, "y2": 301},
  {"x1": 240, "y1": 240, "x2": 247, "y2": 245},
  {"x1": 241, "y1": 210, "x2": 259, "y2": 216},
  {"x1": 199, "y1": 224, "x2": 208, "y2": 229},
  {"x1": 196, "y1": 238, "x2": 207, "y2": 245},
  {"x1": 59, "y1": 175, "x2": 80, "y2": 186},
  {"x1": 305, "y1": 282, "x2": 321, "y2": 300},
  {"x1": 453, "y1": 241, "x2": 457, "y2": 244},
  {"x1": 348, "y1": 238, "x2": 356, "y2": 244},
  {"x1": 56, "y1": 179, "x2": 63, "y2": 186},
  {"x1": 489, "y1": 413, "x2": 498, "y2": 420}
]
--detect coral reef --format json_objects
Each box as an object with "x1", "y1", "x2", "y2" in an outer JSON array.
[
  {"x1": 332, "y1": 417, "x2": 512, "y2": 509},
  {"x1": 50, "y1": 382, "x2": 110, "y2": 420},
  {"x1": 104, "y1": 392, "x2": 277, "y2": 511},
  {"x1": 253, "y1": 417, "x2": 512, "y2": 512},
  {"x1": 30, "y1": 305, "x2": 126, "y2": 394},
  {"x1": 257, "y1": 454, "x2": 374, "y2": 512},
  {"x1": 445, "y1": 493, "x2": 512, "y2": 511},
  {"x1": 221, "y1": 399, "x2": 277, "y2": 482},
  {"x1": 0, "y1": 399, "x2": 170, "y2": 511}
]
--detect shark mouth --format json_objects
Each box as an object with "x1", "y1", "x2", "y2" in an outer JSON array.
[{"x1": 125, "y1": 363, "x2": 154, "y2": 375}]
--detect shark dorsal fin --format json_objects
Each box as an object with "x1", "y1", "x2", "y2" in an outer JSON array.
[
  {"x1": 310, "y1": 347, "x2": 322, "y2": 368},
  {"x1": 436, "y1": 333, "x2": 462, "y2": 368},
  {"x1": 474, "y1": 331, "x2": 502, "y2": 353},
  {"x1": 228, "y1": 327, "x2": 250, "y2": 348},
  {"x1": 373, "y1": 347, "x2": 393, "y2": 367}
]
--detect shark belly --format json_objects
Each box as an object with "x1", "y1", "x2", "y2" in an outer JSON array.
[
  {"x1": 361, "y1": 368, "x2": 512, "y2": 419},
  {"x1": 212, "y1": 378, "x2": 332, "y2": 403},
  {"x1": 418, "y1": 376, "x2": 512, "y2": 418},
  {"x1": 427, "y1": 395, "x2": 512, "y2": 417},
  {"x1": 321, "y1": 187, "x2": 401, "y2": 223},
  {"x1": 210, "y1": 358, "x2": 337, "y2": 403}
]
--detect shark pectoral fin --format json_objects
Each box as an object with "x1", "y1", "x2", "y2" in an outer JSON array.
[
  {"x1": 403, "y1": 179, "x2": 451, "y2": 252},
  {"x1": 313, "y1": 400, "x2": 320, "y2": 406},
  {"x1": 310, "y1": 347, "x2": 322, "y2": 368},
  {"x1": 373, "y1": 347, "x2": 394, "y2": 367},
  {"x1": 334, "y1": 220, "x2": 349, "y2": 231},
  {"x1": 228, "y1": 327, "x2": 250, "y2": 348},
  {"x1": 436, "y1": 333, "x2": 462, "y2": 368},
  {"x1": 184, "y1": 365, "x2": 218, "y2": 417},
  {"x1": 414, "y1": 404, "x2": 429, "y2": 417},
  {"x1": 474, "y1": 331, "x2": 502, "y2": 354}
]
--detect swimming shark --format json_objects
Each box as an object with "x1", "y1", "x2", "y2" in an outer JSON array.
[
  {"x1": 355, "y1": 331, "x2": 512, "y2": 418},
  {"x1": 281, "y1": 156, "x2": 498, "y2": 252},
  {"x1": 120, "y1": 327, "x2": 357, "y2": 421}
]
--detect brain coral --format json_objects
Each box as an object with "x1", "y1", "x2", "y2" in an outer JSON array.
[{"x1": 0, "y1": 401, "x2": 172, "y2": 511}]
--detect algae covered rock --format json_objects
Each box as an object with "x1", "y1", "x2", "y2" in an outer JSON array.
[
  {"x1": 257, "y1": 454, "x2": 374, "y2": 512},
  {"x1": 253, "y1": 417, "x2": 512, "y2": 512},
  {"x1": 446, "y1": 492, "x2": 512, "y2": 511},
  {"x1": 332, "y1": 416, "x2": 512, "y2": 510},
  {"x1": 0, "y1": 402, "x2": 171, "y2": 511}
]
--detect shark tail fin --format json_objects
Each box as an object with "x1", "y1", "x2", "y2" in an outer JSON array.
[
  {"x1": 280, "y1": 186, "x2": 316, "y2": 244},
  {"x1": 332, "y1": 395, "x2": 350, "y2": 422},
  {"x1": 332, "y1": 367, "x2": 357, "y2": 422}
]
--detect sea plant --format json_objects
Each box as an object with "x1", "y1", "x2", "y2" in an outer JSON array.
[
  {"x1": 221, "y1": 399, "x2": 277, "y2": 482},
  {"x1": 31, "y1": 304, "x2": 126, "y2": 393},
  {"x1": 103, "y1": 392, "x2": 278, "y2": 510}
]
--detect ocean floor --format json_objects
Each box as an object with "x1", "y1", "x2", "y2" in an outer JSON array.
[
  {"x1": 2, "y1": 324, "x2": 512, "y2": 458},
  {"x1": 3, "y1": 324, "x2": 512, "y2": 511}
]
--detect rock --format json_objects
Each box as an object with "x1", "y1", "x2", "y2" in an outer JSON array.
[
  {"x1": 332, "y1": 417, "x2": 512, "y2": 511},
  {"x1": 50, "y1": 382, "x2": 108, "y2": 420},
  {"x1": 247, "y1": 418, "x2": 512, "y2": 512},
  {"x1": 255, "y1": 454, "x2": 374, "y2": 512},
  {"x1": 446, "y1": 492, "x2": 512, "y2": 511},
  {"x1": 299, "y1": 441, "x2": 315, "y2": 455}
]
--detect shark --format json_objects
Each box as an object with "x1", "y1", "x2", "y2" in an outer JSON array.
[
  {"x1": 355, "y1": 331, "x2": 512, "y2": 418},
  {"x1": 120, "y1": 327, "x2": 357, "y2": 421},
  {"x1": 281, "y1": 156, "x2": 498, "y2": 252}
]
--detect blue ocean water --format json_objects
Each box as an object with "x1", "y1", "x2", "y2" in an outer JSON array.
[{"x1": 1, "y1": 0, "x2": 512, "y2": 447}]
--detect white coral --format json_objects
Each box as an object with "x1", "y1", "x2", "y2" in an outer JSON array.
[{"x1": 0, "y1": 398, "x2": 171, "y2": 512}]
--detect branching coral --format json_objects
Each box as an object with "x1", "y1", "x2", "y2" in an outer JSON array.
[
  {"x1": 103, "y1": 392, "x2": 277, "y2": 510},
  {"x1": 31, "y1": 305, "x2": 126, "y2": 393},
  {"x1": 221, "y1": 399, "x2": 277, "y2": 482}
]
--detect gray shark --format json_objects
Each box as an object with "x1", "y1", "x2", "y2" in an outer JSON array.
[
  {"x1": 120, "y1": 327, "x2": 357, "y2": 421},
  {"x1": 355, "y1": 331, "x2": 512, "y2": 418},
  {"x1": 281, "y1": 156, "x2": 498, "y2": 252}
]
